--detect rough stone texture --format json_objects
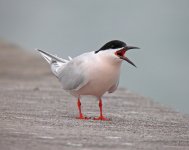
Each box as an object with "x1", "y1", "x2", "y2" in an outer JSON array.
[{"x1": 0, "y1": 41, "x2": 189, "y2": 150}]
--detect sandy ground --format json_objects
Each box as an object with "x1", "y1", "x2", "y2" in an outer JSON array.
[{"x1": 0, "y1": 40, "x2": 189, "y2": 150}]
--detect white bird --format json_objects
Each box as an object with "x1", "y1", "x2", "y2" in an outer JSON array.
[{"x1": 37, "y1": 40, "x2": 139, "y2": 121}]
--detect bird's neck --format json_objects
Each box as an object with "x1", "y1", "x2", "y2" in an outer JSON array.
[{"x1": 97, "y1": 54, "x2": 122, "y2": 67}]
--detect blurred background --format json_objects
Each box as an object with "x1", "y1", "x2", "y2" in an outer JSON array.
[{"x1": 0, "y1": 0, "x2": 188, "y2": 114}]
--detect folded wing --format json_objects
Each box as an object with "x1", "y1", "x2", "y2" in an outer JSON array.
[{"x1": 37, "y1": 49, "x2": 88, "y2": 91}]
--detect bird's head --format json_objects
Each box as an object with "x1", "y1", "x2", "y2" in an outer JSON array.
[{"x1": 95, "y1": 40, "x2": 139, "y2": 67}]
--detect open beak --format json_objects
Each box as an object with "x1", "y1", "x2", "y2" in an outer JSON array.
[{"x1": 115, "y1": 46, "x2": 139, "y2": 67}]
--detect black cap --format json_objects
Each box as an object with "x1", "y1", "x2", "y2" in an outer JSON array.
[{"x1": 95, "y1": 40, "x2": 126, "y2": 53}]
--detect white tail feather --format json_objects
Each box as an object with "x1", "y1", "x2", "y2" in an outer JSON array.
[
  {"x1": 37, "y1": 49, "x2": 68, "y2": 64},
  {"x1": 68, "y1": 56, "x2": 72, "y2": 60},
  {"x1": 37, "y1": 49, "x2": 70, "y2": 77}
]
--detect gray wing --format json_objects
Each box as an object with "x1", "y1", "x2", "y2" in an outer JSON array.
[
  {"x1": 57, "y1": 60, "x2": 88, "y2": 91},
  {"x1": 108, "y1": 80, "x2": 119, "y2": 93}
]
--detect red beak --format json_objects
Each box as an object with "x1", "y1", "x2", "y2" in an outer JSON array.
[{"x1": 115, "y1": 46, "x2": 139, "y2": 67}]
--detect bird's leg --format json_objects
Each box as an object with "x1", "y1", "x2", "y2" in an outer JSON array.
[
  {"x1": 94, "y1": 99, "x2": 110, "y2": 121},
  {"x1": 76, "y1": 98, "x2": 90, "y2": 120}
]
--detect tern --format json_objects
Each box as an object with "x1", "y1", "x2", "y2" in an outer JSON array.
[{"x1": 37, "y1": 40, "x2": 139, "y2": 120}]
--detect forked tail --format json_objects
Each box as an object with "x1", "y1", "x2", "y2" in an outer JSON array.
[{"x1": 37, "y1": 49, "x2": 71, "y2": 77}]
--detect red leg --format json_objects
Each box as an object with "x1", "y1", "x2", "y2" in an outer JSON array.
[
  {"x1": 94, "y1": 99, "x2": 110, "y2": 121},
  {"x1": 76, "y1": 98, "x2": 90, "y2": 120}
]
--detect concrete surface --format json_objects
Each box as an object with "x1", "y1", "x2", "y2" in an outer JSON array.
[{"x1": 0, "y1": 41, "x2": 189, "y2": 150}]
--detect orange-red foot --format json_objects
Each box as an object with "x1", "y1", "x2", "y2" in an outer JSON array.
[
  {"x1": 76, "y1": 115, "x2": 90, "y2": 120},
  {"x1": 93, "y1": 116, "x2": 110, "y2": 121}
]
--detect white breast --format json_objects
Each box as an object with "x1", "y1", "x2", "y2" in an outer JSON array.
[{"x1": 75, "y1": 55, "x2": 121, "y2": 97}]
